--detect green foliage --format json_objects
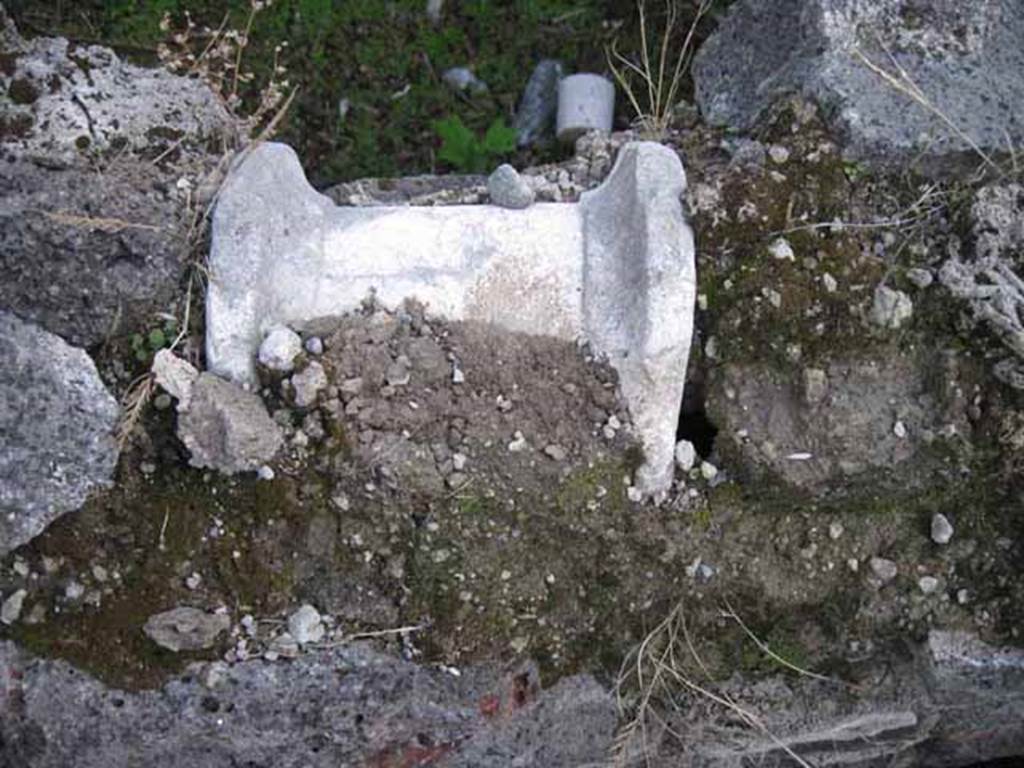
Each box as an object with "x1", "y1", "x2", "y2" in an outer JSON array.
[
  {"x1": 24, "y1": 0, "x2": 608, "y2": 180},
  {"x1": 434, "y1": 115, "x2": 516, "y2": 173},
  {"x1": 130, "y1": 319, "x2": 176, "y2": 364}
]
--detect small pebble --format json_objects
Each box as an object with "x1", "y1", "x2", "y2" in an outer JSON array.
[
  {"x1": 931, "y1": 513, "x2": 954, "y2": 545},
  {"x1": 918, "y1": 576, "x2": 939, "y2": 595},
  {"x1": 699, "y1": 461, "x2": 719, "y2": 481},
  {"x1": 828, "y1": 522, "x2": 844, "y2": 540},
  {"x1": 487, "y1": 164, "x2": 535, "y2": 209},
  {"x1": 893, "y1": 420, "x2": 907, "y2": 439},
  {"x1": 906, "y1": 268, "x2": 933, "y2": 289},
  {"x1": 544, "y1": 444, "x2": 567, "y2": 461},
  {"x1": 257, "y1": 465, "x2": 275, "y2": 481},
  {"x1": 287, "y1": 604, "x2": 325, "y2": 645},
  {"x1": 869, "y1": 556, "x2": 898, "y2": 583},
  {"x1": 768, "y1": 237, "x2": 795, "y2": 261},
  {"x1": 674, "y1": 440, "x2": 697, "y2": 472},
  {"x1": 768, "y1": 145, "x2": 790, "y2": 164},
  {"x1": 259, "y1": 327, "x2": 302, "y2": 372},
  {"x1": 304, "y1": 336, "x2": 324, "y2": 356},
  {"x1": 508, "y1": 431, "x2": 528, "y2": 453},
  {"x1": 185, "y1": 572, "x2": 202, "y2": 590},
  {"x1": 626, "y1": 486, "x2": 644, "y2": 503},
  {"x1": 1, "y1": 589, "x2": 27, "y2": 625},
  {"x1": 822, "y1": 273, "x2": 838, "y2": 293}
]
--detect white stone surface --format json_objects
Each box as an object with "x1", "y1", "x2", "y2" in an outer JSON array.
[{"x1": 207, "y1": 141, "x2": 695, "y2": 494}]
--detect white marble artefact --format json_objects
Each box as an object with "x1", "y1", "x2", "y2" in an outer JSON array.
[{"x1": 206, "y1": 141, "x2": 695, "y2": 493}]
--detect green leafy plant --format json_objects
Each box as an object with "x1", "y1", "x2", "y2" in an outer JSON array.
[
  {"x1": 130, "y1": 319, "x2": 177, "y2": 364},
  {"x1": 433, "y1": 115, "x2": 516, "y2": 173}
]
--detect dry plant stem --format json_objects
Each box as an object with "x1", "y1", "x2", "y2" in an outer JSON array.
[
  {"x1": 770, "y1": 183, "x2": 949, "y2": 237},
  {"x1": 308, "y1": 624, "x2": 426, "y2": 649},
  {"x1": 720, "y1": 600, "x2": 839, "y2": 686},
  {"x1": 852, "y1": 45, "x2": 1004, "y2": 177},
  {"x1": 607, "y1": 0, "x2": 711, "y2": 136},
  {"x1": 231, "y1": 4, "x2": 259, "y2": 100},
  {"x1": 36, "y1": 210, "x2": 160, "y2": 233},
  {"x1": 612, "y1": 600, "x2": 827, "y2": 768}
]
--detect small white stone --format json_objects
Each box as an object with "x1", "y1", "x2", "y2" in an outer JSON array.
[
  {"x1": 822, "y1": 273, "x2": 838, "y2": 293},
  {"x1": 287, "y1": 604, "x2": 325, "y2": 645},
  {"x1": 674, "y1": 440, "x2": 697, "y2": 472},
  {"x1": 508, "y1": 431, "x2": 528, "y2": 453},
  {"x1": 332, "y1": 492, "x2": 351, "y2": 511},
  {"x1": 918, "y1": 576, "x2": 939, "y2": 595},
  {"x1": 697, "y1": 293, "x2": 708, "y2": 311},
  {"x1": 828, "y1": 522, "x2": 844, "y2": 540},
  {"x1": 607, "y1": 414, "x2": 622, "y2": 430},
  {"x1": 452, "y1": 453, "x2": 467, "y2": 471},
  {"x1": 304, "y1": 336, "x2": 324, "y2": 355},
  {"x1": 957, "y1": 588, "x2": 970, "y2": 605},
  {"x1": 185, "y1": 572, "x2": 202, "y2": 590},
  {"x1": 893, "y1": 420, "x2": 907, "y2": 439},
  {"x1": 768, "y1": 145, "x2": 790, "y2": 164},
  {"x1": 452, "y1": 364, "x2": 466, "y2": 384},
  {"x1": 699, "y1": 461, "x2": 718, "y2": 481},
  {"x1": 259, "y1": 327, "x2": 303, "y2": 372},
  {"x1": 91, "y1": 564, "x2": 108, "y2": 582},
  {"x1": 1, "y1": 589, "x2": 27, "y2": 624},
  {"x1": 12, "y1": 559, "x2": 29, "y2": 578},
  {"x1": 931, "y1": 513, "x2": 954, "y2": 545},
  {"x1": 768, "y1": 237, "x2": 795, "y2": 261},
  {"x1": 257, "y1": 465, "x2": 275, "y2": 481},
  {"x1": 869, "y1": 556, "x2": 898, "y2": 583},
  {"x1": 847, "y1": 558, "x2": 859, "y2": 572},
  {"x1": 500, "y1": 570, "x2": 512, "y2": 581},
  {"x1": 65, "y1": 580, "x2": 85, "y2": 601},
  {"x1": 626, "y1": 486, "x2": 644, "y2": 503}
]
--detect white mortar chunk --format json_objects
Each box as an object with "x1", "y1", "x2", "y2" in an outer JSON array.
[{"x1": 206, "y1": 141, "x2": 695, "y2": 493}]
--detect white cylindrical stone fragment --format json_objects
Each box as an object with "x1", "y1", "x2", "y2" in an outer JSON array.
[{"x1": 557, "y1": 74, "x2": 614, "y2": 143}]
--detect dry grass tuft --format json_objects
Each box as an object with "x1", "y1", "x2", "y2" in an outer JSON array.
[
  {"x1": 606, "y1": 0, "x2": 711, "y2": 138},
  {"x1": 609, "y1": 599, "x2": 848, "y2": 767}
]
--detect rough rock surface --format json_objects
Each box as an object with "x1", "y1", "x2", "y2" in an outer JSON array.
[
  {"x1": 176, "y1": 373, "x2": 283, "y2": 474},
  {"x1": 0, "y1": 12, "x2": 235, "y2": 347},
  {"x1": 207, "y1": 140, "x2": 694, "y2": 492},
  {"x1": 0, "y1": 641, "x2": 616, "y2": 768},
  {"x1": 0, "y1": 157, "x2": 197, "y2": 348},
  {"x1": 0, "y1": 311, "x2": 119, "y2": 556},
  {"x1": 693, "y1": 0, "x2": 1024, "y2": 173},
  {"x1": 0, "y1": 9, "x2": 233, "y2": 161}
]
